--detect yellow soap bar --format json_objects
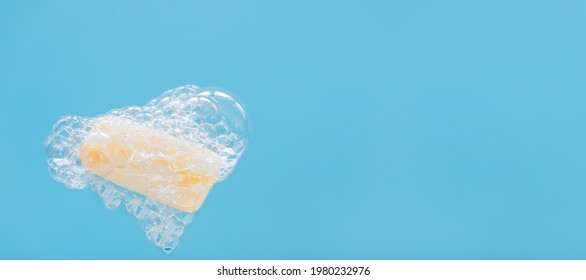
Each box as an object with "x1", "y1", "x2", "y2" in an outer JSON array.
[{"x1": 79, "y1": 116, "x2": 221, "y2": 213}]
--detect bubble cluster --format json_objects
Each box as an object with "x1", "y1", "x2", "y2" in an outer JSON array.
[{"x1": 44, "y1": 85, "x2": 249, "y2": 253}]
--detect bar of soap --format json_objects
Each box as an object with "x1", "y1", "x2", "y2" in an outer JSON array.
[
  {"x1": 79, "y1": 116, "x2": 221, "y2": 213},
  {"x1": 45, "y1": 85, "x2": 249, "y2": 253}
]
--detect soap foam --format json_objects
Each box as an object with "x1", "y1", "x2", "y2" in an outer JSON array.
[{"x1": 45, "y1": 85, "x2": 249, "y2": 253}]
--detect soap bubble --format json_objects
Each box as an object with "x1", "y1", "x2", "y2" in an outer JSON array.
[{"x1": 44, "y1": 85, "x2": 249, "y2": 253}]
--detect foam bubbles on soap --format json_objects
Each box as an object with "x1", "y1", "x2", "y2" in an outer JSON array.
[{"x1": 45, "y1": 85, "x2": 249, "y2": 253}]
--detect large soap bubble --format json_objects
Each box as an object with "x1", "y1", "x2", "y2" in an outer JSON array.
[{"x1": 45, "y1": 85, "x2": 249, "y2": 253}]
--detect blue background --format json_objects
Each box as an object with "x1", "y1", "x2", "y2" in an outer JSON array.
[{"x1": 1, "y1": 0, "x2": 585, "y2": 259}]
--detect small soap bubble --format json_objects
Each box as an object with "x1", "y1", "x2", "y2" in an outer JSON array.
[{"x1": 45, "y1": 85, "x2": 249, "y2": 253}]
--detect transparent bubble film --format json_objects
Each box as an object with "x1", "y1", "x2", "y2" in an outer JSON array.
[{"x1": 44, "y1": 85, "x2": 249, "y2": 253}]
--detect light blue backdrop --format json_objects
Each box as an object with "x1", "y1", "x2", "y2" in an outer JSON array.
[{"x1": 1, "y1": 0, "x2": 585, "y2": 259}]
